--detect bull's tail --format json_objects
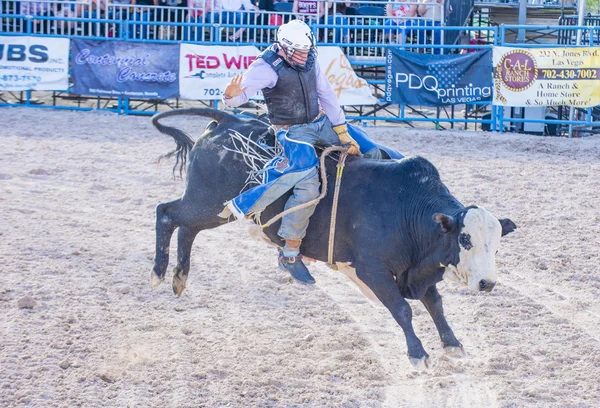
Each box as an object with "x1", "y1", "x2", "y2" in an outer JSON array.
[{"x1": 152, "y1": 108, "x2": 235, "y2": 178}]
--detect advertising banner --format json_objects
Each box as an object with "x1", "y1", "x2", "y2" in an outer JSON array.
[
  {"x1": 179, "y1": 44, "x2": 261, "y2": 100},
  {"x1": 493, "y1": 46, "x2": 600, "y2": 107},
  {"x1": 317, "y1": 46, "x2": 378, "y2": 106},
  {"x1": 71, "y1": 39, "x2": 179, "y2": 99},
  {"x1": 0, "y1": 36, "x2": 69, "y2": 91},
  {"x1": 385, "y1": 48, "x2": 493, "y2": 106}
]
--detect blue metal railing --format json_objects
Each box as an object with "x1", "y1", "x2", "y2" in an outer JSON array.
[{"x1": 1, "y1": 2, "x2": 598, "y2": 136}]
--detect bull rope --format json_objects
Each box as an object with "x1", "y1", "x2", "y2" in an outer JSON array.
[
  {"x1": 260, "y1": 146, "x2": 349, "y2": 269},
  {"x1": 224, "y1": 129, "x2": 282, "y2": 190},
  {"x1": 224, "y1": 128, "x2": 349, "y2": 268}
]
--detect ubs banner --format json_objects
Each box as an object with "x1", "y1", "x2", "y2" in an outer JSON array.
[
  {"x1": 385, "y1": 48, "x2": 493, "y2": 106},
  {"x1": 71, "y1": 39, "x2": 179, "y2": 99},
  {"x1": 493, "y1": 47, "x2": 600, "y2": 107},
  {"x1": 0, "y1": 36, "x2": 69, "y2": 91}
]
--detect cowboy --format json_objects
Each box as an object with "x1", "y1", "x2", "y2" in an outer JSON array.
[{"x1": 222, "y1": 19, "x2": 360, "y2": 284}]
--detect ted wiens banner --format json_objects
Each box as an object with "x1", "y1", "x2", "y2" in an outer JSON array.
[
  {"x1": 317, "y1": 46, "x2": 378, "y2": 106},
  {"x1": 493, "y1": 47, "x2": 600, "y2": 107},
  {"x1": 179, "y1": 44, "x2": 261, "y2": 100},
  {"x1": 179, "y1": 44, "x2": 378, "y2": 105},
  {"x1": 71, "y1": 39, "x2": 179, "y2": 99},
  {"x1": 385, "y1": 48, "x2": 493, "y2": 106},
  {"x1": 0, "y1": 36, "x2": 69, "y2": 91}
]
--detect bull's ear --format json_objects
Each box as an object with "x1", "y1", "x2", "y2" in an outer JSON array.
[
  {"x1": 433, "y1": 213, "x2": 455, "y2": 233},
  {"x1": 499, "y1": 218, "x2": 517, "y2": 236}
]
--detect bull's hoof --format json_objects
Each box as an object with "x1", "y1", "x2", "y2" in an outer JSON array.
[
  {"x1": 409, "y1": 356, "x2": 430, "y2": 371},
  {"x1": 444, "y1": 345, "x2": 465, "y2": 358},
  {"x1": 172, "y1": 268, "x2": 188, "y2": 296},
  {"x1": 150, "y1": 270, "x2": 165, "y2": 288}
]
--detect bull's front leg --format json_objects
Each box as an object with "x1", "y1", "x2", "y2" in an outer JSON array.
[
  {"x1": 356, "y1": 263, "x2": 429, "y2": 370},
  {"x1": 421, "y1": 285, "x2": 465, "y2": 358}
]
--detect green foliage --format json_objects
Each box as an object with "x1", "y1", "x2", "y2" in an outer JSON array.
[{"x1": 586, "y1": 0, "x2": 599, "y2": 14}]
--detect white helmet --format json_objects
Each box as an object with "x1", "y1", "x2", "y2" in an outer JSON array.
[{"x1": 276, "y1": 20, "x2": 316, "y2": 71}]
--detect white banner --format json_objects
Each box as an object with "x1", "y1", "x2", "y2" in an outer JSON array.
[
  {"x1": 0, "y1": 36, "x2": 69, "y2": 91},
  {"x1": 179, "y1": 44, "x2": 261, "y2": 100},
  {"x1": 317, "y1": 46, "x2": 378, "y2": 106}
]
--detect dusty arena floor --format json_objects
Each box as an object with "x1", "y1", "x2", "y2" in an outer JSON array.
[{"x1": 1, "y1": 107, "x2": 600, "y2": 408}]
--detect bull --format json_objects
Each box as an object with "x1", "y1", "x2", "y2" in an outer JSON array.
[{"x1": 151, "y1": 108, "x2": 517, "y2": 369}]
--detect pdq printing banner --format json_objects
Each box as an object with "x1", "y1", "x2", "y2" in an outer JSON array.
[
  {"x1": 317, "y1": 46, "x2": 378, "y2": 106},
  {"x1": 385, "y1": 48, "x2": 493, "y2": 106},
  {"x1": 0, "y1": 36, "x2": 69, "y2": 91},
  {"x1": 179, "y1": 44, "x2": 261, "y2": 100},
  {"x1": 493, "y1": 46, "x2": 600, "y2": 107},
  {"x1": 71, "y1": 39, "x2": 179, "y2": 99}
]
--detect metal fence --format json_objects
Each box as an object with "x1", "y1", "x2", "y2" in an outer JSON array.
[{"x1": 1, "y1": 0, "x2": 599, "y2": 136}]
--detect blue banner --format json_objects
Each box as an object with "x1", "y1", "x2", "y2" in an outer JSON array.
[
  {"x1": 71, "y1": 39, "x2": 179, "y2": 99},
  {"x1": 385, "y1": 49, "x2": 493, "y2": 106}
]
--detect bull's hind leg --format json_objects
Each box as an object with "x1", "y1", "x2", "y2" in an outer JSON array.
[
  {"x1": 152, "y1": 192, "x2": 227, "y2": 294},
  {"x1": 152, "y1": 200, "x2": 179, "y2": 288},
  {"x1": 421, "y1": 285, "x2": 465, "y2": 357},
  {"x1": 172, "y1": 225, "x2": 200, "y2": 296}
]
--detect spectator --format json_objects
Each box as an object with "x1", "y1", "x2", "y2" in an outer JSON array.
[
  {"x1": 417, "y1": 0, "x2": 449, "y2": 54},
  {"x1": 53, "y1": 0, "x2": 79, "y2": 35},
  {"x1": 131, "y1": 0, "x2": 158, "y2": 39},
  {"x1": 213, "y1": 0, "x2": 259, "y2": 41},
  {"x1": 157, "y1": 0, "x2": 188, "y2": 39},
  {"x1": 293, "y1": 0, "x2": 325, "y2": 41},
  {"x1": 20, "y1": 0, "x2": 53, "y2": 33},
  {"x1": 293, "y1": 0, "x2": 326, "y2": 22},
  {"x1": 82, "y1": 0, "x2": 108, "y2": 36},
  {"x1": 384, "y1": 0, "x2": 417, "y2": 44},
  {"x1": 458, "y1": 31, "x2": 488, "y2": 54},
  {"x1": 183, "y1": 0, "x2": 210, "y2": 42},
  {"x1": 106, "y1": 0, "x2": 132, "y2": 37},
  {"x1": 257, "y1": 0, "x2": 274, "y2": 11},
  {"x1": 320, "y1": 2, "x2": 349, "y2": 43}
]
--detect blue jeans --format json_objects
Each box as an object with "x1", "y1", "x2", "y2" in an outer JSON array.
[
  {"x1": 412, "y1": 20, "x2": 442, "y2": 54},
  {"x1": 277, "y1": 116, "x2": 341, "y2": 240}
]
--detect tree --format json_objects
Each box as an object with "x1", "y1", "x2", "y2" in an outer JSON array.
[{"x1": 586, "y1": 0, "x2": 599, "y2": 14}]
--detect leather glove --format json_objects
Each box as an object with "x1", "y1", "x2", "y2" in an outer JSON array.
[{"x1": 332, "y1": 123, "x2": 360, "y2": 156}]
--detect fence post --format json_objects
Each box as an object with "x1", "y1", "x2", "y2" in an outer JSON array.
[
  {"x1": 568, "y1": 2, "x2": 587, "y2": 139},
  {"x1": 25, "y1": 15, "x2": 32, "y2": 34},
  {"x1": 121, "y1": 20, "x2": 129, "y2": 40}
]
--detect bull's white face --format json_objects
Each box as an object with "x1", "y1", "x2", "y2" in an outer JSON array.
[{"x1": 443, "y1": 207, "x2": 502, "y2": 292}]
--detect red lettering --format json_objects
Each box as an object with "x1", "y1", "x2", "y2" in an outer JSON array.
[
  {"x1": 223, "y1": 53, "x2": 242, "y2": 69},
  {"x1": 223, "y1": 54, "x2": 257, "y2": 70},
  {"x1": 185, "y1": 53, "x2": 196, "y2": 71},
  {"x1": 245, "y1": 56, "x2": 256, "y2": 68},
  {"x1": 207, "y1": 56, "x2": 220, "y2": 69},
  {"x1": 184, "y1": 54, "x2": 222, "y2": 71}
]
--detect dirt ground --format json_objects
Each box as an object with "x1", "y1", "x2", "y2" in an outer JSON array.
[{"x1": 1, "y1": 107, "x2": 600, "y2": 408}]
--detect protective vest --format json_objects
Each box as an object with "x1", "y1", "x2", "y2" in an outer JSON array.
[{"x1": 259, "y1": 46, "x2": 320, "y2": 125}]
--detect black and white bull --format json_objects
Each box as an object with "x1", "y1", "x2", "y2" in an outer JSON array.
[{"x1": 151, "y1": 108, "x2": 517, "y2": 369}]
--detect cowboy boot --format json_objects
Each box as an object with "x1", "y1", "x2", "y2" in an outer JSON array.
[{"x1": 278, "y1": 239, "x2": 315, "y2": 284}]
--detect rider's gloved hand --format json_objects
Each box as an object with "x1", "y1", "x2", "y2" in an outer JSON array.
[{"x1": 332, "y1": 123, "x2": 361, "y2": 156}]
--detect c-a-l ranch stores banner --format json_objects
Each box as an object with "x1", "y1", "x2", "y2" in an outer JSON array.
[{"x1": 493, "y1": 47, "x2": 600, "y2": 107}]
